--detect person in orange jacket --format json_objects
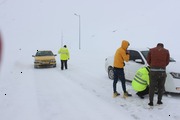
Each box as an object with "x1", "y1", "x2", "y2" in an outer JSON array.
[{"x1": 113, "y1": 40, "x2": 132, "y2": 98}]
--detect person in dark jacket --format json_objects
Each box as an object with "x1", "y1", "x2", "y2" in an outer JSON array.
[{"x1": 147, "y1": 43, "x2": 170, "y2": 106}]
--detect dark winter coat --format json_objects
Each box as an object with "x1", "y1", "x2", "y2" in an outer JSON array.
[{"x1": 147, "y1": 44, "x2": 170, "y2": 69}]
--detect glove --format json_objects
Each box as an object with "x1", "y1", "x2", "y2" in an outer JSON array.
[{"x1": 126, "y1": 50, "x2": 130, "y2": 55}]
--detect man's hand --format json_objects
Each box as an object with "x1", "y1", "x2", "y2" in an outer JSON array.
[{"x1": 126, "y1": 50, "x2": 130, "y2": 54}]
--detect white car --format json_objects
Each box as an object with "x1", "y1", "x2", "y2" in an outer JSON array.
[{"x1": 105, "y1": 48, "x2": 180, "y2": 93}]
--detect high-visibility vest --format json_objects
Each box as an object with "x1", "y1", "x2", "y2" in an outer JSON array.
[
  {"x1": 132, "y1": 67, "x2": 150, "y2": 92},
  {"x1": 58, "y1": 47, "x2": 70, "y2": 60}
]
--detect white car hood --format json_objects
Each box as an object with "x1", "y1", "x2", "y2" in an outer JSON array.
[{"x1": 167, "y1": 62, "x2": 180, "y2": 73}]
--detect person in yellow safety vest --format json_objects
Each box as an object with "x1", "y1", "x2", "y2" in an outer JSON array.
[
  {"x1": 58, "y1": 45, "x2": 70, "y2": 70},
  {"x1": 132, "y1": 66, "x2": 150, "y2": 99}
]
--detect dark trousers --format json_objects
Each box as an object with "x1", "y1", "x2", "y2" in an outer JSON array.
[
  {"x1": 113, "y1": 67, "x2": 126, "y2": 93},
  {"x1": 149, "y1": 71, "x2": 166, "y2": 102},
  {"x1": 137, "y1": 86, "x2": 149, "y2": 96},
  {"x1": 61, "y1": 60, "x2": 67, "y2": 70}
]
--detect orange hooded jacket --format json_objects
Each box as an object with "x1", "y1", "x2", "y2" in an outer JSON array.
[{"x1": 113, "y1": 40, "x2": 130, "y2": 68}]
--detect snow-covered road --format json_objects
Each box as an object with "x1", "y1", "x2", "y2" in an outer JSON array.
[
  {"x1": 0, "y1": 58, "x2": 134, "y2": 120},
  {"x1": 1, "y1": 54, "x2": 180, "y2": 120}
]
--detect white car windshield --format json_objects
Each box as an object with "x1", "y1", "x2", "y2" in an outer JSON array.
[{"x1": 36, "y1": 51, "x2": 54, "y2": 56}]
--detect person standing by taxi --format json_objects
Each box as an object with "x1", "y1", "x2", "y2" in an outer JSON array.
[{"x1": 58, "y1": 45, "x2": 70, "y2": 70}]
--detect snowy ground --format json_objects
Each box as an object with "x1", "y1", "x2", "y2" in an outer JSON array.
[{"x1": 1, "y1": 0, "x2": 180, "y2": 120}]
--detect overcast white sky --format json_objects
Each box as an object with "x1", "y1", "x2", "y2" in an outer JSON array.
[{"x1": 1, "y1": 0, "x2": 180, "y2": 58}]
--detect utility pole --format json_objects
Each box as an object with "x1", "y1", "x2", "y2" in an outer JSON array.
[
  {"x1": 74, "y1": 13, "x2": 81, "y2": 50},
  {"x1": 61, "y1": 31, "x2": 63, "y2": 47}
]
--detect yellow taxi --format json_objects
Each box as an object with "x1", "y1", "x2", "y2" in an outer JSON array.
[{"x1": 32, "y1": 50, "x2": 56, "y2": 68}]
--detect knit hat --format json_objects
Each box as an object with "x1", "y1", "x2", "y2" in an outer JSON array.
[{"x1": 157, "y1": 43, "x2": 164, "y2": 48}]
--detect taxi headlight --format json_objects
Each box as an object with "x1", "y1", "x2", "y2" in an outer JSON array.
[{"x1": 34, "y1": 60, "x2": 41, "y2": 63}]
